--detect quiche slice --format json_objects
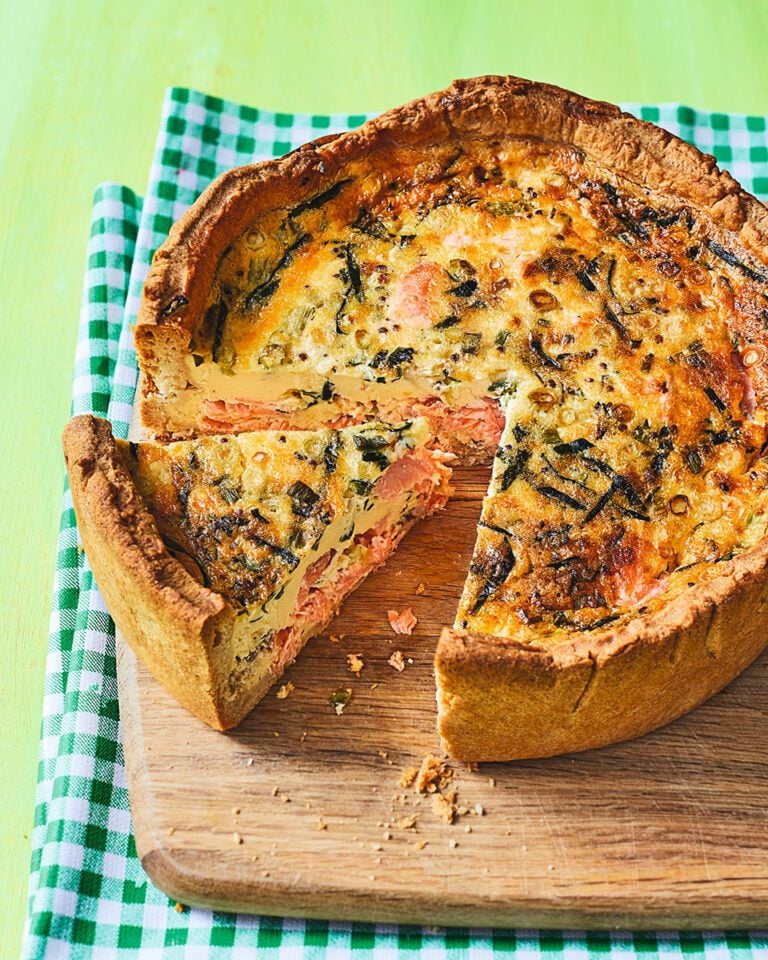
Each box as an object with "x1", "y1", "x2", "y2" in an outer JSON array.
[{"x1": 62, "y1": 414, "x2": 451, "y2": 729}]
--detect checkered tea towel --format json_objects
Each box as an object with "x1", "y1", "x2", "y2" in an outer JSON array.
[{"x1": 25, "y1": 88, "x2": 768, "y2": 958}]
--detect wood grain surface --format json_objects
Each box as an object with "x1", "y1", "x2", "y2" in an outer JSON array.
[{"x1": 118, "y1": 468, "x2": 768, "y2": 930}]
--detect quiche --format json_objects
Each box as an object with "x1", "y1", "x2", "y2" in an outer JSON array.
[
  {"x1": 62, "y1": 414, "x2": 451, "y2": 729},
  {"x1": 79, "y1": 75, "x2": 768, "y2": 758}
]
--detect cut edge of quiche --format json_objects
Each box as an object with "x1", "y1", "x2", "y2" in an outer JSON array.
[{"x1": 62, "y1": 414, "x2": 451, "y2": 729}]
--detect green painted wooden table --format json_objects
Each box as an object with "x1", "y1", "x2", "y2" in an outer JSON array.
[{"x1": 3, "y1": 0, "x2": 767, "y2": 953}]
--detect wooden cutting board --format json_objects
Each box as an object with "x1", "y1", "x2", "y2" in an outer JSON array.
[{"x1": 117, "y1": 466, "x2": 768, "y2": 930}]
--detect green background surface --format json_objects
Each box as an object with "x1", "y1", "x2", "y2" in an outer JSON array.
[{"x1": 3, "y1": 0, "x2": 768, "y2": 953}]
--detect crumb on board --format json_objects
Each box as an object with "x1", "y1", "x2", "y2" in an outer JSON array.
[
  {"x1": 398, "y1": 766, "x2": 419, "y2": 788},
  {"x1": 432, "y1": 788, "x2": 458, "y2": 824},
  {"x1": 388, "y1": 650, "x2": 406, "y2": 672},
  {"x1": 329, "y1": 688, "x2": 352, "y2": 715},
  {"x1": 174, "y1": 902, "x2": 186, "y2": 914},
  {"x1": 396, "y1": 753, "x2": 472, "y2": 826},
  {"x1": 317, "y1": 818, "x2": 327, "y2": 831},
  {"x1": 246, "y1": 757, "x2": 254, "y2": 766},
  {"x1": 413, "y1": 839, "x2": 428, "y2": 850},
  {"x1": 396, "y1": 815, "x2": 418, "y2": 830},
  {"x1": 416, "y1": 754, "x2": 454, "y2": 794},
  {"x1": 347, "y1": 653, "x2": 364, "y2": 676},
  {"x1": 416, "y1": 582, "x2": 426, "y2": 594},
  {"x1": 328, "y1": 633, "x2": 344, "y2": 643},
  {"x1": 474, "y1": 803, "x2": 485, "y2": 816},
  {"x1": 233, "y1": 832, "x2": 243, "y2": 845},
  {"x1": 276, "y1": 682, "x2": 294, "y2": 699},
  {"x1": 387, "y1": 607, "x2": 418, "y2": 635}
]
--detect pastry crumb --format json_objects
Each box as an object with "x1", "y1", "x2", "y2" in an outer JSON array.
[
  {"x1": 388, "y1": 650, "x2": 406, "y2": 672},
  {"x1": 246, "y1": 757, "x2": 254, "y2": 766},
  {"x1": 387, "y1": 607, "x2": 417, "y2": 635},
  {"x1": 397, "y1": 814, "x2": 418, "y2": 830},
  {"x1": 413, "y1": 839, "x2": 428, "y2": 850},
  {"x1": 398, "y1": 766, "x2": 419, "y2": 788},
  {"x1": 233, "y1": 832, "x2": 243, "y2": 845},
  {"x1": 474, "y1": 803, "x2": 485, "y2": 816},
  {"x1": 174, "y1": 902, "x2": 186, "y2": 913},
  {"x1": 432, "y1": 789, "x2": 458, "y2": 824},
  {"x1": 448, "y1": 839, "x2": 459, "y2": 849},
  {"x1": 276, "y1": 682, "x2": 294, "y2": 699},
  {"x1": 397, "y1": 753, "x2": 467, "y2": 825},
  {"x1": 232, "y1": 807, "x2": 241, "y2": 815},
  {"x1": 416, "y1": 582, "x2": 426, "y2": 594},
  {"x1": 347, "y1": 653, "x2": 364, "y2": 676},
  {"x1": 317, "y1": 818, "x2": 327, "y2": 831},
  {"x1": 416, "y1": 754, "x2": 454, "y2": 794},
  {"x1": 328, "y1": 634, "x2": 341, "y2": 643}
]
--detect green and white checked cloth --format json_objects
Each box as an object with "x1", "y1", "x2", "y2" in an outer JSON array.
[{"x1": 25, "y1": 88, "x2": 768, "y2": 959}]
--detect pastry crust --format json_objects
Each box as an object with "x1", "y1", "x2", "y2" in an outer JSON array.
[{"x1": 62, "y1": 414, "x2": 239, "y2": 729}]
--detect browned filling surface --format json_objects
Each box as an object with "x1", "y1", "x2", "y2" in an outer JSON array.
[{"x1": 160, "y1": 137, "x2": 768, "y2": 645}]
